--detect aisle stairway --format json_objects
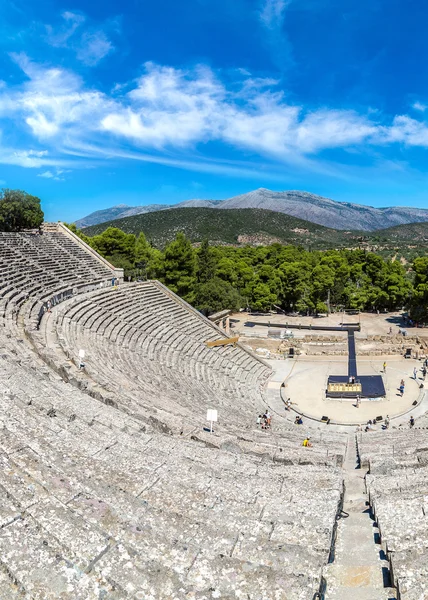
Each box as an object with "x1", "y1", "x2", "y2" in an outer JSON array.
[{"x1": 324, "y1": 437, "x2": 397, "y2": 600}]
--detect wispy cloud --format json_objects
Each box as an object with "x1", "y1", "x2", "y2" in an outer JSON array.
[
  {"x1": 258, "y1": 0, "x2": 294, "y2": 70},
  {"x1": 413, "y1": 101, "x2": 427, "y2": 112},
  {"x1": 76, "y1": 31, "x2": 113, "y2": 66},
  {"x1": 2, "y1": 56, "x2": 428, "y2": 180},
  {"x1": 37, "y1": 168, "x2": 67, "y2": 181},
  {"x1": 259, "y1": 0, "x2": 289, "y2": 29},
  {"x1": 44, "y1": 11, "x2": 114, "y2": 66},
  {"x1": 45, "y1": 11, "x2": 85, "y2": 47}
]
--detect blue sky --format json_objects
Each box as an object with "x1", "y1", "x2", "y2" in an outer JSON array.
[{"x1": 2, "y1": 0, "x2": 428, "y2": 221}]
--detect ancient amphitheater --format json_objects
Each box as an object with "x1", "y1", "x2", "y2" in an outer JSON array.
[{"x1": 0, "y1": 223, "x2": 426, "y2": 599}]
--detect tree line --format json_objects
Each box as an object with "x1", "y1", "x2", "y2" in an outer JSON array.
[
  {"x1": 68, "y1": 224, "x2": 428, "y2": 320},
  {"x1": 0, "y1": 188, "x2": 424, "y2": 320}
]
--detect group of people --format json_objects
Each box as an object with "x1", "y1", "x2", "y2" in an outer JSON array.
[
  {"x1": 364, "y1": 414, "x2": 390, "y2": 432},
  {"x1": 256, "y1": 410, "x2": 272, "y2": 430}
]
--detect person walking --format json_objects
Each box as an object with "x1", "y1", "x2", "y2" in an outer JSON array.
[
  {"x1": 385, "y1": 415, "x2": 390, "y2": 429},
  {"x1": 399, "y1": 384, "x2": 405, "y2": 396},
  {"x1": 356, "y1": 395, "x2": 361, "y2": 408},
  {"x1": 410, "y1": 415, "x2": 415, "y2": 428},
  {"x1": 413, "y1": 367, "x2": 418, "y2": 380},
  {"x1": 383, "y1": 361, "x2": 387, "y2": 373}
]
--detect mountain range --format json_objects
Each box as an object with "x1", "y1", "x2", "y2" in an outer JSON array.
[
  {"x1": 75, "y1": 188, "x2": 428, "y2": 231},
  {"x1": 82, "y1": 205, "x2": 428, "y2": 262}
]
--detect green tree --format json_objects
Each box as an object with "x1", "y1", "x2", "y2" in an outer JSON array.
[
  {"x1": 410, "y1": 257, "x2": 428, "y2": 321},
  {"x1": 249, "y1": 281, "x2": 277, "y2": 312},
  {"x1": 195, "y1": 277, "x2": 243, "y2": 315},
  {"x1": 197, "y1": 239, "x2": 218, "y2": 283},
  {"x1": 216, "y1": 257, "x2": 238, "y2": 286},
  {"x1": 0, "y1": 189, "x2": 44, "y2": 231},
  {"x1": 91, "y1": 227, "x2": 136, "y2": 263},
  {"x1": 135, "y1": 232, "x2": 153, "y2": 265},
  {"x1": 163, "y1": 233, "x2": 197, "y2": 303}
]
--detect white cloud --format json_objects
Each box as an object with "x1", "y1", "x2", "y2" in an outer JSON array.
[
  {"x1": 44, "y1": 11, "x2": 114, "y2": 67},
  {"x1": 76, "y1": 31, "x2": 113, "y2": 66},
  {"x1": 8, "y1": 150, "x2": 49, "y2": 168},
  {"x1": 260, "y1": 0, "x2": 289, "y2": 29},
  {"x1": 412, "y1": 101, "x2": 427, "y2": 112},
  {"x1": 37, "y1": 168, "x2": 66, "y2": 180},
  {"x1": 378, "y1": 115, "x2": 428, "y2": 147},
  {"x1": 3, "y1": 57, "x2": 428, "y2": 179},
  {"x1": 45, "y1": 11, "x2": 85, "y2": 47}
]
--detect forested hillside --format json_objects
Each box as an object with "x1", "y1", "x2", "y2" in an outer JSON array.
[
  {"x1": 68, "y1": 224, "x2": 427, "y2": 319},
  {"x1": 83, "y1": 207, "x2": 357, "y2": 248}
]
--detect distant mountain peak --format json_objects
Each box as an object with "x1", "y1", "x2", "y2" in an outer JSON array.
[{"x1": 75, "y1": 188, "x2": 428, "y2": 231}]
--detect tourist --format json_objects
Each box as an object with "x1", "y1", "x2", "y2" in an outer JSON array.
[
  {"x1": 384, "y1": 415, "x2": 390, "y2": 429},
  {"x1": 285, "y1": 398, "x2": 292, "y2": 411},
  {"x1": 410, "y1": 415, "x2": 415, "y2": 428},
  {"x1": 413, "y1": 367, "x2": 418, "y2": 380},
  {"x1": 256, "y1": 415, "x2": 262, "y2": 427},
  {"x1": 356, "y1": 395, "x2": 361, "y2": 408},
  {"x1": 399, "y1": 384, "x2": 404, "y2": 396},
  {"x1": 294, "y1": 415, "x2": 303, "y2": 425},
  {"x1": 46, "y1": 300, "x2": 52, "y2": 313},
  {"x1": 383, "y1": 361, "x2": 387, "y2": 373},
  {"x1": 111, "y1": 277, "x2": 116, "y2": 287},
  {"x1": 266, "y1": 410, "x2": 272, "y2": 427},
  {"x1": 302, "y1": 436, "x2": 312, "y2": 447},
  {"x1": 400, "y1": 379, "x2": 405, "y2": 387}
]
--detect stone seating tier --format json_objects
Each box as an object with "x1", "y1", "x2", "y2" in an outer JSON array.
[
  {"x1": 0, "y1": 231, "x2": 113, "y2": 316},
  {"x1": 358, "y1": 430, "x2": 428, "y2": 599},
  {"x1": 0, "y1": 351, "x2": 344, "y2": 599},
  {"x1": 34, "y1": 282, "x2": 273, "y2": 432},
  {"x1": 0, "y1": 229, "x2": 350, "y2": 598}
]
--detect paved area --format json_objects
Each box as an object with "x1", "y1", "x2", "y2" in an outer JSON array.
[
  {"x1": 231, "y1": 310, "x2": 428, "y2": 339},
  {"x1": 266, "y1": 355, "x2": 425, "y2": 425}
]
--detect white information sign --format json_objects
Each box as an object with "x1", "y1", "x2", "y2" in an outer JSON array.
[{"x1": 206, "y1": 409, "x2": 218, "y2": 433}]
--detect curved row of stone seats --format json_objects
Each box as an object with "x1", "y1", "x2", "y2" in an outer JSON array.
[
  {"x1": 358, "y1": 430, "x2": 428, "y2": 599},
  {"x1": 35, "y1": 281, "x2": 271, "y2": 430},
  {"x1": 0, "y1": 230, "x2": 113, "y2": 324},
  {"x1": 0, "y1": 348, "x2": 343, "y2": 599}
]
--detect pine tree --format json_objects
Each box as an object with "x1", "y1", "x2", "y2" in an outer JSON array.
[
  {"x1": 163, "y1": 233, "x2": 197, "y2": 303},
  {"x1": 197, "y1": 239, "x2": 217, "y2": 283}
]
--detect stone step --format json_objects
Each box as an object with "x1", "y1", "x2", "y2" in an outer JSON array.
[
  {"x1": 325, "y1": 584, "x2": 397, "y2": 599},
  {"x1": 324, "y1": 564, "x2": 385, "y2": 589}
]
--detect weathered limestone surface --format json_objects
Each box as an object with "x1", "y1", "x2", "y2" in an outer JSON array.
[
  {"x1": 358, "y1": 430, "x2": 428, "y2": 599},
  {"x1": 0, "y1": 231, "x2": 350, "y2": 598},
  {"x1": 0, "y1": 352, "x2": 345, "y2": 598}
]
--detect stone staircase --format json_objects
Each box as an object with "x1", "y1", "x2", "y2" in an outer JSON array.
[{"x1": 324, "y1": 437, "x2": 397, "y2": 599}]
